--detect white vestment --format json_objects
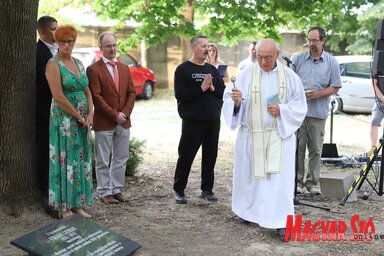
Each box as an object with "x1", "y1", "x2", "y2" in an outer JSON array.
[{"x1": 222, "y1": 61, "x2": 307, "y2": 229}]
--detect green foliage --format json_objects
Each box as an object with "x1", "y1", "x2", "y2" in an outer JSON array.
[
  {"x1": 345, "y1": 1, "x2": 384, "y2": 54},
  {"x1": 38, "y1": 0, "x2": 94, "y2": 26},
  {"x1": 91, "y1": 0, "x2": 362, "y2": 48},
  {"x1": 323, "y1": 0, "x2": 382, "y2": 54},
  {"x1": 90, "y1": 136, "x2": 145, "y2": 179},
  {"x1": 38, "y1": 0, "x2": 86, "y2": 16},
  {"x1": 126, "y1": 137, "x2": 146, "y2": 177},
  {"x1": 40, "y1": 0, "x2": 384, "y2": 54},
  {"x1": 93, "y1": 0, "x2": 193, "y2": 48}
]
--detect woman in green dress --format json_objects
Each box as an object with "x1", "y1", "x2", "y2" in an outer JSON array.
[{"x1": 46, "y1": 25, "x2": 94, "y2": 218}]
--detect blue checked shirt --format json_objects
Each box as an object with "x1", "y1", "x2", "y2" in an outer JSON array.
[{"x1": 291, "y1": 51, "x2": 341, "y2": 119}]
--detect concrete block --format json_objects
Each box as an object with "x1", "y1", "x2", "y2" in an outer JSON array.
[{"x1": 320, "y1": 172, "x2": 357, "y2": 202}]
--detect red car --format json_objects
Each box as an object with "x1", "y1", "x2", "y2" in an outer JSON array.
[{"x1": 72, "y1": 47, "x2": 156, "y2": 99}]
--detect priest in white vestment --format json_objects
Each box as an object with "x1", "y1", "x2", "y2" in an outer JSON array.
[{"x1": 222, "y1": 39, "x2": 307, "y2": 236}]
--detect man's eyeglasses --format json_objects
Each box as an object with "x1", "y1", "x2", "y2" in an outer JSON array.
[
  {"x1": 307, "y1": 38, "x2": 322, "y2": 44},
  {"x1": 58, "y1": 40, "x2": 75, "y2": 46},
  {"x1": 101, "y1": 44, "x2": 117, "y2": 49},
  {"x1": 256, "y1": 55, "x2": 274, "y2": 62}
]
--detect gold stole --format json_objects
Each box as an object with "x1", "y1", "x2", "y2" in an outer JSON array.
[{"x1": 249, "y1": 61, "x2": 287, "y2": 178}]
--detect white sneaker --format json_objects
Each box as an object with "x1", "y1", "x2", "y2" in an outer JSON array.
[
  {"x1": 296, "y1": 186, "x2": 305, "y2": 194},
  {"x1": 307, "y1": 187, "x2": 322, "y2": 195}
]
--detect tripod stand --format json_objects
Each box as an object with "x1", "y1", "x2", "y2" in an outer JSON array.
[
  {"x1": 340, "y1": 134, "x2": 384, "y2": 205},
  {"x1": 340, "y1": 78, "x2": 384, "y2": 205}
]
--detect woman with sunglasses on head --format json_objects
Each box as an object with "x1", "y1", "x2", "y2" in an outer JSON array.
[{"x1": 45, "y1": 25, "x2": 94, "y2": 219}]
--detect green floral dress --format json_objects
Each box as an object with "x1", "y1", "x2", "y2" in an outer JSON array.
[{"x1": 48, "y1": 57, "x2": 94, "y2": 212}]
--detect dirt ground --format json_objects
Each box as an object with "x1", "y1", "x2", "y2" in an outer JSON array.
[{"x1": 1, "y1": 90, "x2": 384, "y2": 255}]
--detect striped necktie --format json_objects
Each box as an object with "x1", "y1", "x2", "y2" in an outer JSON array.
[{"x1": 107, "y1": 61, "x2": 119, "y2": 91}]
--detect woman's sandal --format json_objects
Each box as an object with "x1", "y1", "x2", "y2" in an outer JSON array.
[
  {"x1": 58, "y1": 210, "x2": 73, "y2": 219},
  {"x1": 71, "y1": 208, "x2": 93, "y2": 219}
]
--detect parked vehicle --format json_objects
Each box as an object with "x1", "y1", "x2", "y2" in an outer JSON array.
[
  {"x1": 72, "y1": 47, "x2": 156, "y2": 99},
  {"x1": 332, "y1": 55, "x2": 374, "y2": 113}
]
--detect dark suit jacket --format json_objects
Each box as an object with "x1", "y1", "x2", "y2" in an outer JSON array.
[
  {"x1": 87, "y1": 59, "x2": 136, "y2": 131},
  {"x1": 36, "y1": 39, "x2": 53, "y2": 121},
  {"x1": 36, "y1": 39, "x2": 54, "y2": 198}
]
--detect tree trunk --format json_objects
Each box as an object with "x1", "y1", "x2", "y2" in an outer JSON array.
[
  {"x1": 180, "y1": 0, "x2": 194, "y2": 61},
  {"x1": 0, "y1": 0, "x2": 39, "y2": 216},
  {"x1": 141, "y1": 39, "x2": 147, "y2": 67}
]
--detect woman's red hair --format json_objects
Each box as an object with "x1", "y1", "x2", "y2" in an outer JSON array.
[{"x1": 54, "y1": 25, "x2": 77, "y2": 42}]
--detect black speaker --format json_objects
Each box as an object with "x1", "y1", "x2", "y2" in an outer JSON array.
[
  {"x1": 378, "y1": 75, "x2": 384, "y2": 95},
  {"x1": 372, "y1": 50, "x2": 384, "y2": 75},
  {"x1": 376, "y1": 19, "x2": 384, "y2": 39},
  {"x1": 373, "y1": 20, "x2": 384, "y2": 76},
  {"x1": 375, "y1": 39, "x2": 384, "y2": 50}
]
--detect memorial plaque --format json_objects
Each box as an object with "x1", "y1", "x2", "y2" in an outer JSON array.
[{"x1": 10, "y1": 214, "x2": 141, "y2": 256}]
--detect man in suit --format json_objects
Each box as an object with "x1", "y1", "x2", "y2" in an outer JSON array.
[
  {"x1": 87, "y1": 32, "x2": 136, "y2": 204},
  {"x1": 36, "y1": 16, "x2": 58, "y2": 199}
]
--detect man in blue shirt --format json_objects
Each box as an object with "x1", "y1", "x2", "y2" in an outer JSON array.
[{"x1": 292, "y1": 27, "x2": 341, "y2": 195}]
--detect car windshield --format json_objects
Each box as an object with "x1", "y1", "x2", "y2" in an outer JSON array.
[
  {"x1": 342, "y1": 62, "x2": 371, "y2": 79},
  {"x1": 119, "y1": 54, "x2": 137, "y2": 67},
  {"x1": 72, "y1": 52, "x2": 96, "y2": 69}
]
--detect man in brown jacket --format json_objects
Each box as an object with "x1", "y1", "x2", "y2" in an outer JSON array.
[{"x1": 87, "y1": 31, "x2": 136, "y2": 204}]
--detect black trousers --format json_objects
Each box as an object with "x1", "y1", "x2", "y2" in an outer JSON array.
[
  {"x1": 36, "y1": 117, "x2": 50, "y2": 198},
  {"x1": 173, "y1": 118, "x2": 221, "y2": 194}
]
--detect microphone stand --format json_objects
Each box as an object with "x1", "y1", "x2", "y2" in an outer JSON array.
[{"x1": 285, "y1": 58, "x2": 330, "y2": 212}]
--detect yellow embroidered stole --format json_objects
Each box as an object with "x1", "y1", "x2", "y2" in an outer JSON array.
[{"x1": 249, "y1": 61, "x2": 287, "y2": 178}]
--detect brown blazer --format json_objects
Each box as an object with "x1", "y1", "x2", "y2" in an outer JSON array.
[{"x1": 87, "y1": 59, "x2": 136, "y2": 131}]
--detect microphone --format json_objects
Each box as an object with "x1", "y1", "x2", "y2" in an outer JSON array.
[
  {"x1": 230, "y1": 76, "x2": 236, "y2": 88},
  {"x1": 282, "y1": 55, "x2": 293, "y2": 66}
]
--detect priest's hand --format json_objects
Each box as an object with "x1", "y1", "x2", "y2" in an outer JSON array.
[
  {"x1": 201, "y1": 74, "x2": 213, "y2": 92},
  {"x1": 231, "y1": 87, "x2": 243, "y2": 107},
  {"x1": 267, "y1": 104, "x2": 280, "y2": 117}
]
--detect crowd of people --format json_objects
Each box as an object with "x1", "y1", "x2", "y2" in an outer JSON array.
[{"x1": 37, "y1": 15, "x2": 345, "y2": 240}]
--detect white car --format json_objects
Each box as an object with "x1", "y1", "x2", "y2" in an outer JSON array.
[{"x1": 332, "y1": 55, "x2": 374, "y2": 113}]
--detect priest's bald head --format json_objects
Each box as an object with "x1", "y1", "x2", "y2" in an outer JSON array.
[{"x1": 255, "y1": 39, "x2": 280, "y2": 72}]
